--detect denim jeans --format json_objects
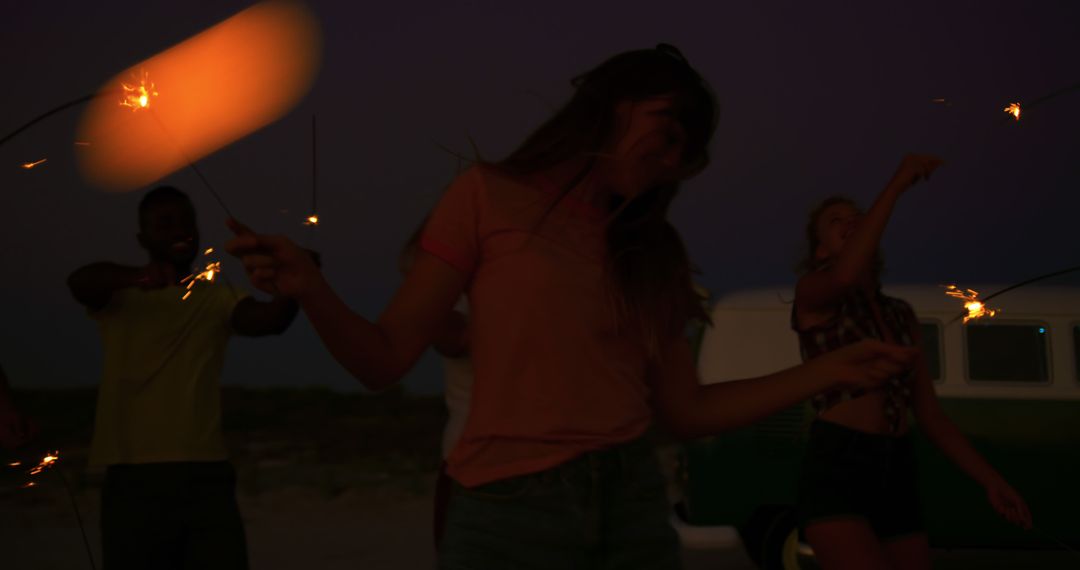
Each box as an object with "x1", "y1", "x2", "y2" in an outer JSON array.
[{"x1": 439, "y1": 436, "x2": 681, "y2": 570}]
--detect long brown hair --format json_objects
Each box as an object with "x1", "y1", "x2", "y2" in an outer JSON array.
[
  {"x1": 796, "y1": 195, "x2": 884, "y2": 279},
  {"x1": 495, "y1": 45, "x2": 717, "y2": 356}
]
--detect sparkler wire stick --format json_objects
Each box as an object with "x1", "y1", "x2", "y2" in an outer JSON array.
[
  {"x1": 55, "y1": 465, "x2": 97, "y2": 570},
  {"x1": 312, "y1": 114, "x2": 317, "y2": 218},
  {"x1": 980, "y1": 264, "x2": 1080, "y2": 305},
  {"x1": 0, "y1": 93, "x2": 105, "y2": 148},
  {"x1": 1022, "y1": 81, "x2": 1080, "y2": 113},
  {"x1": 146, "y1": 111, "x2": 236, "y2": 220},
  {"x1": 1033, "y1": 524, "x2": 1080, "y2": 558}
]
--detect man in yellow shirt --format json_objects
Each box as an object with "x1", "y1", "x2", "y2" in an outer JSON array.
[{"x1": 68, "y1": 186, "x2": 302, "y2": 569}]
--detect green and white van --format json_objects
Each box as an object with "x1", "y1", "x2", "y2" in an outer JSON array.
[{"x1": 671, "y1": 284, "x2": 1080, "y2": 569}]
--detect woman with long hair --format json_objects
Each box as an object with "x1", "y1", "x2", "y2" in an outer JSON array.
[
  {"x1": 792, "y1": 155, "x2": 1031, "y2": 570},
  {"x1": 226, "y1": 45, "x2": 915, "y2": 569}
]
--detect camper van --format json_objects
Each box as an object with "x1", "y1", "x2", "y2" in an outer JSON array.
[{"x1": 672, "y1": 284, "x2": 1080, "y2": 569}]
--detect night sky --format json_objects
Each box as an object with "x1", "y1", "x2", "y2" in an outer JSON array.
[{"x1": 3, "y1": 1, "x2": 1079, "y2": 394}]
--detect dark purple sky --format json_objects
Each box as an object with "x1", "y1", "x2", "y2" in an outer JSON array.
[{"x1": 2, "y1": 1, "x2": 1079, "y2": 393}]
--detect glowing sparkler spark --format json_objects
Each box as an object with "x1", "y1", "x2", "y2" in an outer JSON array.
[
  {"x1": 21, "y1": 158, "x2": 47, "y2": 169},
  {"x1": 1004, "y1": 102, "x2": 1022, "y2": 121},
  {"x1": 304, "y1": 214, "x2": 319, "y2": 226},
  {"x1": 204, "y1": 247, "x2": 214, "y2": 255},
  {"x1": 180, "y1": 260, "x2": 222, "y2": 301},
  {"x1": 14, "y1": 450, "x2": 61, "y2": 487},
  {"x1": 944, "y1": 285, "x2": 999, "y2": 323},
  {"x1": 27, "y1": 452, "x2": 60, "y2": 476},
  {"x1": 119, "y1": 70, "x2": 159, "y2": 111}
]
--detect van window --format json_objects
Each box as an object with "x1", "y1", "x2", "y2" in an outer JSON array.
[
  {"x1": 966, "y1": 323, "x2": 1050, "y2": 383},
  {"x1": 919, "y1": 322, "x2": 942, "y2": 381}
]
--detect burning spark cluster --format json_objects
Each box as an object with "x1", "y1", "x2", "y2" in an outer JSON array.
[
  {"x1": 7, "y1": 451, "x2": 60, "y2": 488},
  {"x1": 180, "y1": 248, "x2": 221, "y2": 301},
  {"x1": 1004, "y1": 102, "x2": 1022, "y2": 121},
  {"x1": 120, "y1": 70, "x2": 158, "y2": 111},
  {"x1": 944, "y1": 285, "x2": 999, "y2": 323}
]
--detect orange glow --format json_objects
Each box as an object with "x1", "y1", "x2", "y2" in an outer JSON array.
[
  {"x1": 21, "y1": 158, "x2": 47, "y2": 169},
  {"x1": 945, "y1": 285, "x2": 999, "y2": 323},
  {"x1": 181, "y1": 260, "x2": 222, "y2": 301},
  {"x1": 26, "y1": 451, "x2": 60, "y2": 477},
  {"x1": 1004, "y1": 102, "x2": 1022, "y2": 121},
  {"x1": 120, "y1": 70, "x2": 158, "y2": 111},
  {"x1": 21, "y1": 482, "x2": 36, "y2": 489},
  {"x1": 304, "y1": 214, "x2": 319, "y2": 226},
  {"x1": 77, "y1": 0, "x2": 322, "y2": 192},
  {"x1": 7, "y1": 461, "x2": 21, "y2": 467}
]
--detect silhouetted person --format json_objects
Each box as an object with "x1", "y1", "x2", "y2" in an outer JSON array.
[
  {"x1": 792, "y1": 156, "x2": 1031, "y2": 570},
  {"x1": 68, "y1": 186, "x2": 301, "y2": 570},
  {"x1": 227, "y1": 46, "x2": 916, "y2": 569}
]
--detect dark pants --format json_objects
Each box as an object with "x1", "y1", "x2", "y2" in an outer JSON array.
[
  {"x1": 439, "y1": 437, "x2": 682, "y2": 570},
  {"x1": 101, "y1": 461, "x2": 248, "y2": 570},
  {"x1": 797, "y1": 420, "x2": 923, "y2": 539}
]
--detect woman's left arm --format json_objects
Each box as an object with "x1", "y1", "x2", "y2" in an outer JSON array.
[{"x1": 908, "y1": 323, "x2": 1033, "y2": 529}]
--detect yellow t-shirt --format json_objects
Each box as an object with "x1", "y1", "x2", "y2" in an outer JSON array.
[{"x1": 89, "y1": 282, "x2": 248, "y2": 467}]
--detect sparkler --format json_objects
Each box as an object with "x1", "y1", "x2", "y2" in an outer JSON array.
[
  {"x1": 21, "y1": 158, "x2": 47, "y2": 169},
  {"x1": 181, "y1": 261, "x2": 223, "y2": 301},
  {"x1": 1008, "y1": 80, "x2": 1080, "y2": 121},
  {"x1": 1034, "y1": 524, "x2": 1080, "y2": 557},
  {"x1": 306, "y1": 114, "x2": 319, "y2": 227},
  {"x1": 178, "y1": 247, "x2": 239, "y2": 302},
  {"x1": 119, "y1": 70, "x2": 158, "y2": 111},
  {"x1": 27, "y1": 451, "x2": 59, "y2": 476},
  {"x1": 946, "y1": 263, "x2": 1080, "y2": 325},
  {"x1": 18, "y1": 451, "x2": 100, "y2": 570},
  {"x1": 4, "y1": 449, "x2": 97, "y2": 568},
  {"x1": 7, "y1": 450, "x2": 61, "y2": 485},
  {"x1": 944, "y1": 285, "x2": 999, "y2": 323},
  {"x1": 1003, "y1": 102, "x2": 1022, "y2": 121},
  {"x1": 123, "y1": 70, "x2": 237, "y2": 219}
]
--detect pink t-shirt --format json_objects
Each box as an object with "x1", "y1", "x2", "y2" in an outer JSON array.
[{"x1": 421, "y1": 165, "x2": 653, "y2": 487}]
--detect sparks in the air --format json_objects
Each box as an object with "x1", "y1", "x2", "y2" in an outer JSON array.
[
  {"x1": 120, "y1": 70, "x2": 159, "y2": 111},
  {"x1": 180, "y1": 260, "x2": 222, "y2": 301},
  {"x1": 1004, "y1": 102, "x2": 1021, "y2": 121},
  {"x1": 944, "y1": 284, "x2": 999, "y2": 323},
  {"x1": 21, "y1": 159, "x2": 47, "y2": 169}
]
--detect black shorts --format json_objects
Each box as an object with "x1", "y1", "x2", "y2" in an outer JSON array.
[
  {"x1": 796, "y1": 420, "x2": 923, "y2": 540},
  {"x1": 102, "y1": 461, "x2": 248, "y2": 570}
]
